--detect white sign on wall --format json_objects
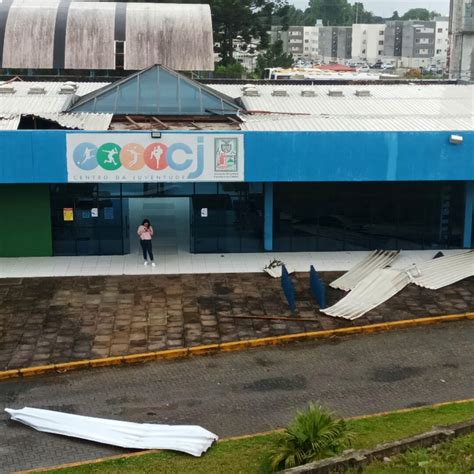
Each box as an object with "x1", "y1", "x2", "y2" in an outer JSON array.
[{"x1": 66, "y1": 133, "x2": 244, "y2": 183}]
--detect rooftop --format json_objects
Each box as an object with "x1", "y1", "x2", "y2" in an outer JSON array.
[{"x1": 208, "y1": 83, "x2": 474, "y2": 132}]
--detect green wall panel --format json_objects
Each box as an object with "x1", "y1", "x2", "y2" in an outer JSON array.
[{"x1": 0, "y1": 185, "x2": 52, "y2": 257}]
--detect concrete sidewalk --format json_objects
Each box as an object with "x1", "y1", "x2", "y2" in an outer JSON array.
[
  {"x1": 0, "y1": 270, "x2": 473, "y2": 370},
  {"x1": 0, "y1": 249, "x2": 463, "y2": 279},
  {"x1": 1, "y1": 321, "x2": 473, "y2": 473}
]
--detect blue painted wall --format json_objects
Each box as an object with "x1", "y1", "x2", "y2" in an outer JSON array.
[{"x1": 0, "y1": 130, "x2": 473, "y2": 183}]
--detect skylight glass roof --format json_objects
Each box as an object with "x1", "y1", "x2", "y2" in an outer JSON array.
[{"x1": 69, "y1": 65, "x2": 240, "y2": 116}]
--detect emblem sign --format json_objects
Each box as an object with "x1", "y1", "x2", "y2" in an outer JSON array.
[{"x1": 67, "y1": 133, "x2": 244, "y2": 182}]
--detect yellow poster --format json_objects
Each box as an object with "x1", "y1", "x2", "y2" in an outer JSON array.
[{"x1": 63, "y1": 208, "x2": 74, "y2": 222}]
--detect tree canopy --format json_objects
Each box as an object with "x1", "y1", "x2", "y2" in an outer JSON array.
[
  {"x1": 401, "y1": 8, "x2": 442, "y2": 21},
  {"x1": 255, "y1": 40, "x2": 294, "y2": 78}
]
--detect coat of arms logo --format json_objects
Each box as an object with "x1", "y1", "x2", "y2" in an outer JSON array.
[{"x1": 215, "y1": 138, "x2": 238, "y2": 172}]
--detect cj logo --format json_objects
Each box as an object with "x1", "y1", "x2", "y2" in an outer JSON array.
[{"x1": 73, "y1": 138, "x2": 204, "y2": 179}]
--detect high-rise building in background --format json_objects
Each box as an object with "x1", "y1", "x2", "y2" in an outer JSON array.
[
  {"x1": 319, "y1": 27, "x2": 353, "y2": 63},
  {"x1": 384, "y1": 19, "x2": 449, "y2": 69},
  {"x1": 352, "y1": 24, "x2": 386, "y2": 64}
]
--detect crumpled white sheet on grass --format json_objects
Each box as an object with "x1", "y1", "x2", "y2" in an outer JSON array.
[{"x1": 5, "y1": 407, "x2": 218, "y2": 457}]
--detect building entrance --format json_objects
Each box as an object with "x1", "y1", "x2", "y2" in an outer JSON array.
[{"x1": 126, "y1": 197, "x2": 191, "y2": 260}]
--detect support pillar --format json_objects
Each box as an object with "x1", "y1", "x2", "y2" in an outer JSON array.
[
  {"x1": 264, "y1": 182, "x2": 273, "y2": 251},
  {"x1": 463, "y1": 181, "x2": 474, "y2": 249}
]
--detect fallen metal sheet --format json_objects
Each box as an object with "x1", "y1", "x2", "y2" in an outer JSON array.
[
  {"x1": 5, "y1": 407, "x2": 218, "y2": 457},
  {"x1": 322, "y1": 268, "x2": 410, "y2": 320},
  {"x1": 330, "y1": 250, "x2": 400, "y2": 291},
  {"x1": 408, "y1": 250, "x2": 474, "y2": 290}
]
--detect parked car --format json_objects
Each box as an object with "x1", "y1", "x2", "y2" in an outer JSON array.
[{"x1": 381, "y1": 63, "x2": 395, "y2": 70}]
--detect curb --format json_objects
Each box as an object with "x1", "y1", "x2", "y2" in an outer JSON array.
[
  {"x1": 1, "y1": 311, "x2": 474, "y2": 382},
  {"x1": 15, "y1": 397, "x2": 474, "y2": 473}
]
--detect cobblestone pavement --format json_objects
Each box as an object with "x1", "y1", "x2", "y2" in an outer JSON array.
[
  {"x1": 0, "y1": 272, "x2": 473, "y2": 370},
  {"x1": 1, "y1": 322, "x2": 473, "y2": 473}
]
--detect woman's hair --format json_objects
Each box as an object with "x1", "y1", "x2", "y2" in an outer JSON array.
[{"x1": 142, "y1": 218, "x2": 151, "y2": 226}]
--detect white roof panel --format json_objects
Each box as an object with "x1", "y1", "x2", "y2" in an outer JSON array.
[
  {"x1": 0, "y1": 81, "x2": 110, "y2": 114},
  {"x1": 0, "y1": 116, "x2": 21, "y2": 130},
  {"x1": 211, "y1": 83, "x2": 474, "y2": 132}
]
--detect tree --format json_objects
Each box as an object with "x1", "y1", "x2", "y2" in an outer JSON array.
[
  {"x1": 274, "y1": 5, "x2": 306, "y2": 28},
  {"x1": 214, "y1": 63, "x2": 246, "y2": 78},
  {"x1": 391, "y1": 10, "x2": 400, "y2": 20},
  {"x1": 352, "y1": 2, "x2": 379, "y2": 24},
  {"x1": 305, "y1": 0, "x2": 356, "y2": 26},
  {"x1": 401, "y1": 8, "x2": 441, "y2": 21},
  {"x1": 254, "y1": 40, "x2": 293, "y2": 78}
]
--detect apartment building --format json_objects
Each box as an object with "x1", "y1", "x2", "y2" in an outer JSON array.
[
  {"x1": 352, "y1": 24, "x2": 386, "y2": 64},
  {"x1": 269, "y1": 25, "x2": 322, "y2": 61},
  {"x1": 384, "y1": 19, "x2": 449, "y2": 69},
  {"x1": 319, "y1": 27, "x2": 352, "y2": 63},
  {"x1": 449, "y1": 0, "x2": 474, "y2": 80}
]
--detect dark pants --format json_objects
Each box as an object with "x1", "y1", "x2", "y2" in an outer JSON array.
[{"x1": 140, "y1": 240, "x2": 154, "y2": 261}]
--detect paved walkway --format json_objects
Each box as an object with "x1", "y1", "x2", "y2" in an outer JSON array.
[
  {"x1": 1, "y1": 269, "x2": 473, "y2": 370},
  {"x1": 0, "y1": 249, "x2": 463, "y2": 278},
  {"x1": 1, "y1": 322, "x2": 473, "y2": 473}
]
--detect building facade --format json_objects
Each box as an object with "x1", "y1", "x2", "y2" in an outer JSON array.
[
  {"x1": 319, "y1": 27, "x2": 352, "y2": 63},
  {"x1": 384, "y1": 19, "x2": 450, "y2": 69},
  {"x1": 449, "y1": 0, "x2": 474, "y2": 80},
  {"x1": 351, "y1": 24, "x2": 386, "y2": 64},
  {"x1": 1, "y1": 77, "x2": 474, "y2": 258}
]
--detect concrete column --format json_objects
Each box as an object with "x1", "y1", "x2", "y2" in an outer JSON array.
[
  {"x1": 264, "y1": 183, "x2": 273, "y2": 251},
  {"x1": 463, "y1": 181, "x2": 474, "y2": 249}
]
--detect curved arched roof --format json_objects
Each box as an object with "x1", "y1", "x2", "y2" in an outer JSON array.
[{"x1": 0, "y1": 1, "x2": 214, "y2": 71}]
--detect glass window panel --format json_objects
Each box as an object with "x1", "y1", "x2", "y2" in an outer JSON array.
[
  {"x1": 195, "y1": 183, "x2": 217, "y2": 194},
  {"x1": 158, "y1": 69, "x2": 179, "y2": 114},
  {"x1": 179, "y1": 79, "x2": 203, "y2": 114},
  {"x1": 138, "y1": 67, "x2": 159, "y2": 114},
  {"x1": 91, "y1": 90, "x2": 118, "y2": 113},
  {"x1": 98, "y1": 183, "x2": 121, "y2": 197},
  {"x1": 202, "y1": 94, "x2": 224, "y2": 114},
  {"x1": 115, "y1": 80, "x2": 139, "y2": 114}
]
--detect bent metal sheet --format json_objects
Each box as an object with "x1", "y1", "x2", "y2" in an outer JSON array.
[{"x1": 66, "y1": 132, "x2": 244, "y2": 182}]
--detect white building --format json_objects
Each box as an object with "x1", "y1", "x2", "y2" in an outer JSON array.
[
  {"x1": 434, "y1": 19, "x2": 450, "y2": 68},
  {"x1": 352, "y1": 24, "x2": 386, "y2": 64},
  {"x1": 302, "y1": 25, "x2": 322, "y2": 60}
]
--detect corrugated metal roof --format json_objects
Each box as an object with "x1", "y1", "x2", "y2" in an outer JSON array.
[
  {"x1": 0, "y1": 81, "x2": 110, "y2": 114},
  {"x1": 38, "y1": 113, "x2": 113, "y2": 130},
  {"x1": 2, "y1": 1, "x2": 214, "y2": 71},
  {"x1": 212, "y1": 83, "x2": 474, "y2": 132},
  {"x1": 322, "y1": 268, "x2": 410, "y2": 320},
  {"x1": 0, "y1": 112, "x2": 112, "y2": 130},
  {"x1": 409, "y1": 250, "x2": 474, "y2": 290},
  {"x1": 241, "y1": 115, "x2": 474, "y2": 132},
  {"x1": 330, "y1": 250, "x2": 400, "y2": 291},
  {"x1": 0, "y1": 116, "x2": 21, "y2": 130}
]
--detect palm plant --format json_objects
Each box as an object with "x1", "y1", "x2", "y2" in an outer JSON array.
[{"x1": 269, "y1": 404, "x2": 353, "y2": 471}]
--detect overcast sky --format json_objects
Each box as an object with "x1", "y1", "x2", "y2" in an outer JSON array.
[{"x1": 290, "y1": 0, "x2": 450, "y2": 17}]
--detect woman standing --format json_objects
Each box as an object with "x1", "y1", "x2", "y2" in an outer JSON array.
[{"x1": 137, "y1": 218, "x2": 156, "y2": 267}]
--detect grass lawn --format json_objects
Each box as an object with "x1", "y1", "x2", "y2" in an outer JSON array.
[
  {"x1": 358, "y1": 432, "x2": 474, "y2": 473},
  {"x1": 40, "y1": 401, "x2": 474, "y2": 474}
]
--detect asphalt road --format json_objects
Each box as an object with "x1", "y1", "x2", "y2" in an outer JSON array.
[{"x1": 1, "y1": 321, "x2": 473, "y2": 473}]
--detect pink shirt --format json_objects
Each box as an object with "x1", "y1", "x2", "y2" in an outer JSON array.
[{"x1": 137, "y1": 225, "x2": 154, "y2": 240}]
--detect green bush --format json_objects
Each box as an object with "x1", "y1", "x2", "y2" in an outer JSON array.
[{"x1": 269, "y1": 404, "x2": 353, "y2": 471}]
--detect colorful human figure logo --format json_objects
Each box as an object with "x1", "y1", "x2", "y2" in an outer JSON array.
[
  {"x1": 73, "y1": 143, "x2": 98, "y2": 170},
  {"x1": 144, "y1": 143, "x2": 168, "y2": 170},
  {"x1": 120, "y1": 143, "x2": 145, "y2": 170},
  {"x1": 97, "y1": 143, "x2": 122, "y2": 171}
]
